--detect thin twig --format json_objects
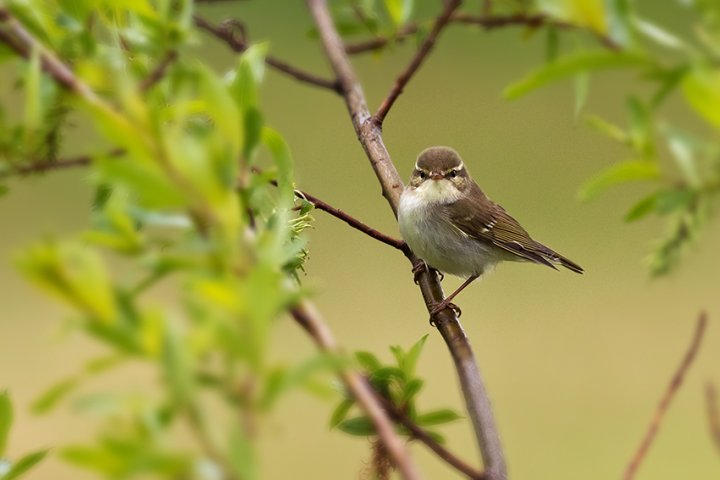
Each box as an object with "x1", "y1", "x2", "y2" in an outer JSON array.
[
  {"x1": 622, "y1": 312, "x2": 708, "y2": 480},
  {"x1": 306, "y1": 0, "x2": 506, "y2": 478},
  {"x1": 0, "y1": 8, "x2": 100, "y2": 99},
  {"x1": 192, "y1": 15, "x2": 341, "y2": 93},
  {"x1": 139, "y1": 50, "x2": 178, "y2": 92},
  {"x1": 705, "y1": 382, "x2": 720, "y2": 455},
  {"x1": 296, "y1": 189, "x2": 407, "y2": 252},
  {"x1": 0, "y1": 149, "x2": 125, "y2": 180},
  {"x1": 291, "y1": 301, "x2": 421, "y2": 480},
  {"x1": 374, "y1": 391, "x2": 485, "y2": 479},
  {"x1": 344, "y1": 12, "x2": 619, "y2": 55},
  {"x1": 373, "y1": 0, "x2": 462, "y2": 125}
]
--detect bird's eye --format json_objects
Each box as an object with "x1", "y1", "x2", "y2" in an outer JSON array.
[
  {"x1": 449, "y1": 171, "x2": 457, "y2": 178},
  {"x1": 418, "y1": 171, "x2": 427, "y2": 179}
]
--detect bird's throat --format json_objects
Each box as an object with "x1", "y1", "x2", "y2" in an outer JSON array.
[{"x1": 413, "y1": 179, "x2": 463, "y2": 205}]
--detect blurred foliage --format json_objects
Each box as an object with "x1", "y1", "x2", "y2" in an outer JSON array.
[
  {"x1": 332, "y1": 336, "x2": 461, "y2": 444},
  {"x1": 502, "y1": 0, "x2": 720, "y2": 275},
  {"x1": 0, "y1": 0, "x2": 719, "y2": 478},
  {"x1": 0, "y1": 392, "x2": 48, "y2": 480}
]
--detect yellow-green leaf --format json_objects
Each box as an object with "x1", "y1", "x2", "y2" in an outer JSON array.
[
  {"x1": 578, "y1": 160, "x2": 660, "y2": 201},
  {"x1": 682, "y1": 66, "x2": 720, "y2": 130},
  {"x1": 504, "y1": 51, "x2": 648, "y2": 100}
]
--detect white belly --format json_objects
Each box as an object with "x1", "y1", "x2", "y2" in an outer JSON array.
[{"x1": 398, "y1": 188, "x2": 501, "y2": 277}]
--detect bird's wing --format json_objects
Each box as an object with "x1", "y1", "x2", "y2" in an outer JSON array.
[{"x1": 443, "y1": 185, "x2": 584, "y2": 273}]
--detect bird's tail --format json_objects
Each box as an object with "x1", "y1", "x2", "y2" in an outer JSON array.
[{"x1": 535, "y1": 243, "x2": 584, "y2": 274}]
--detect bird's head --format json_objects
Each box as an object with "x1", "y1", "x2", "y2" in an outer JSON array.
[{"x1": 408, "y1": 146, "x2": 470, "y2": 203}]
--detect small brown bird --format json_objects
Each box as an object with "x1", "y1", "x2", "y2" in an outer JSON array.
[{"x1": 398, "y1": 146, "x2": 583, "y2": 316}]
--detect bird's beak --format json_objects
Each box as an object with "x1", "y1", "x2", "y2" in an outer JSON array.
[{"x1": 429, "y1": 171, "x2": 443, "y2": 180}]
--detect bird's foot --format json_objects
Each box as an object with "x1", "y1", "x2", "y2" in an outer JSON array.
[
  {"x1": 412, "y1": 260, "x2": 427, "y2": 284},
  {"x1": 412, "y1": 261, "x2": 443, "y2": 284},
  {"x1": 428, "y1": 300, "x2": 462, "y2": 326}
]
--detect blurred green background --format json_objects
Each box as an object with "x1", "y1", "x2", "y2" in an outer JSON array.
[{"x1": 1, "y1": 1, "x2": 719, "y2": 478}]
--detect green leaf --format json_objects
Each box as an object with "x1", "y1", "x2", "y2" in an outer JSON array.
[
  {"x1": 538, "y1": 0, "x2": 607, "y2": 33},
  {"x1": 228, "y1": 425, "x2": 257, "y2": 480},
  {"x1": 682, "y1": 66, "x2": 720, "y2": 130},
  {"x1": 654, "y1": 189, "x2": 696, "y2": 215},
  {"x1": 31, "y1": 355, "x2": 124, "y2": 414},
  {"x1": 546, "y1": 26, "x2": 559, "y2": 63},
  {"x1": 355, "y1": 351, "x2": 382, "y2": 371},
  {"x1": 578, "y1": 160, "x2": 660, "y2": 201},
  {"x1": 0, "y1": 391, "x2": 12, "y2": 457},
  {"x1": 16, "y1": 241, "x2": 117, "y2": 323},
  {"x1": 329, "y1": 399, "x2": 354, "y2": 429},
  {"x1": 624, "y1": 193, "x2": 659, "y2": 222},
  {"x1": 650, "y1": 66, "x2": 689, "y2": 109},
  {"x1": 383, "y1": 0, "x2": 413, "y2": 27},
  {"x1": 504, "y1": 51, "x2": 648, "y2": 100},
  {"x1": 633, "y1": 18, "x2": 686, "y2": 50},
  {"x1": 338, "y1": 416, "x2": 376, "y2": 436},
  {"x1": 2, "y1": 450, "x2": 48, "y2": 480},
  {"x1": 584, "y1": 115, "x2": 628, "y2": 144},
  {"x1": 261, "y1": 127, "x2": 294, "y2": 198},
  {"x1": 162, "y1": 328, "x2": 195, "y2": 407},
  {"x1": 403, "y1": 335, "x2": 427, "y2": 378},
  {"x1": 626, "y1": 97, "x2": 653, "y2": 157},
  {"x1": 31, "y1": 378, "x2": 79, "y2": 414},
  {"x1": 665, "y1": 129, "x2": 700, "y2": 186},
  {"x1": 400, "y1": 378, "x2": 424, "y2": 404},
  {"x1": 574, "y1": 72, "x2": 589, "y2": 117},
  {"x1": 260, "y1": 354, "x2": 342, "y2": 409},
  {"x1": 415, "y1": 408, "x2": 462, "y2": 426}
]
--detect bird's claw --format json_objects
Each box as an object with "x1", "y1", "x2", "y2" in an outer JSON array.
[
  {"x1": 428, "y1": 301, "x2": 462, "y2": 326},
  {"x1": 412, "y1": 261, "x2": 427, "y2": 284},
  {"x1": 412, "y1": 261, "x2": 444, "y2": 284}
]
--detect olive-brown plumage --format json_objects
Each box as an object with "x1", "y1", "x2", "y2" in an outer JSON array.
[{"x1": 398, "y1": 146, "x2": 582, "y2": 315}]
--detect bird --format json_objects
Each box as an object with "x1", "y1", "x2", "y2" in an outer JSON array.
[{"x1": 397, "y1": 146, "x2": 583, "y2": 318}]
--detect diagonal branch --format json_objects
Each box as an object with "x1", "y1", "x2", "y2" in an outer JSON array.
[
  {"x1": 290, "y1": 301, "x2": 421, "y2": 480},
  {"x1": 373, "y1": 0, "x2": 462, "y2": 125},
  {"x1": 374, "y1": 391, "x2": 485, "y2": 479},
  {"x1": 296, "y1": 189, "x2": 407, "y2": 252},
  {"x1": 193, "y1": 15, "x2": 341, "y2": 93},
  {"x1": 622, "y1": 312, "x2": 708, "y2": 480},
  {"x1": 706, "y1": 382, "x2": 720, "y2": 455},
  {"x1": 306, "y1": 1, "x2": 506, "y2": 479},
  {"x1": 139, "y1": 50, "x2": 178, "y2": 92}
]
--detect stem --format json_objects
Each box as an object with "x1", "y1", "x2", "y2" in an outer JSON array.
[
  {"x1": 193, "y1": 15, "x2": 341, "y2": 93},
  {"x1": 706, "y1": 382, "x2": 720, "y2": 455},
  {"x1": 306, "y1": 0, "x2": 506, "y2": 478},
  {"x1": 375, "y1": 392, "x2": 486, "y2": 479},
  {"x1": 296, "y1": 189, "x2": 407, "y2": 252},
  {"x1": 373, "y1": 0, "x2": 462, "y2": 125},
  {"x1": 291, "y1": 301, "x2": 421, "y2": 480},
  {"x1": 622, "y1": 312, "x2": 708, "y2": 480}
]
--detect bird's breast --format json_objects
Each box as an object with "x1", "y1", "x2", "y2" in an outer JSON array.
[{"x1": 398, "y1": 189, "x2": 499, "y2": 277}]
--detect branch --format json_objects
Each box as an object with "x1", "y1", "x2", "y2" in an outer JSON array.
[
  {"x1": 622, "y1": 312, "x2": 708, "y2": 480},
  {"x1": 139, "y1": 50, "x2": 178, "y2": 92},
  {"x1": 0, "y1": 149, "x2": 127, "y2": 180},
  {"x1": 192, "y1": 15, "x2": 341, "y2": 93},
  {"x1": 344, "y1": 12, "x2": 620, "y2": 55},
  {"x1": 375, "y1": 392, "x2": 485, "y2": 479},
  {"x1": 705, "y1": 382, "x2": 720, "y2": 455},
  {"x1": 373, "y1": 0, "x2": 461, "y2": 125},
  {"x1": 290, "y1": 301, "x2": 421, "y2": 480},
  {"x1": 0, "y1": 8, "x2": 101, "y2": 100},
  {"x1": 306, "y1": 1, "x2": 506, "y2": 479},
  {"x1": 296, "y1": 189, "x2": 407, "y2": 252}
]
